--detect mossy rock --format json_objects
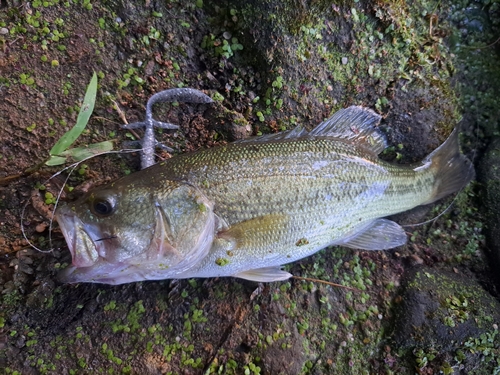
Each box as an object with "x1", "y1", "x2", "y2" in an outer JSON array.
[
  {"x1": 478, "y1": 137, "x2": 500, "y2": 288},
  {"x1": 392, "y1": 266, "x2": 500, "y2": 374}
]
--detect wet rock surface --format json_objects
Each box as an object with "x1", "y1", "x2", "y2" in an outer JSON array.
[
  {"x1": 0, "y1": 0, "x2": 499, "y2": 374},
  {"x1": 393, "y1": 267, "x2": 500, "y2": 373},
  {"x1": 479, "y1": 137, "x2": 500, "y2": 288}
]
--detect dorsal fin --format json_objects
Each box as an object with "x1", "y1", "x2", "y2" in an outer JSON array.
[
  {"x1": 234, "y1": 126, "x2": 308, "y2": 144},
  {"x1": 235, "y1": 106, "x2": 387, "y2": 153},
  {"x1": 310, "y1": 106, "x2": 388, "y2": 154}
]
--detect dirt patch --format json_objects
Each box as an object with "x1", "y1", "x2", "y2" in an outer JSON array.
[{"x1": 1, "y1": 0, "x2": 499, "y2": 374}]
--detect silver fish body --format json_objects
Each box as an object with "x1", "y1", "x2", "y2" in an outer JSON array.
[{"x1": 55, "y1": 106, "x2": 474, "y2": 284}]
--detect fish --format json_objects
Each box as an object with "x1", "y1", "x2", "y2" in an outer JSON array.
[{"x1": 55, "y1": 106, "x2": 474, "y2": 285}]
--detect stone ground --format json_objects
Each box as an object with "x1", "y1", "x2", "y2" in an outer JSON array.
[{"x1": 1, "y1": 0, "x2": 500, "y2": 374}]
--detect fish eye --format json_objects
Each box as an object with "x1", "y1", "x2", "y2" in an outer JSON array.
[{"x1": 91, "y1": 198, "x2": 115, "y2": 216}]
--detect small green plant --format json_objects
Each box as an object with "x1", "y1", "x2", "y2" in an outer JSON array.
[
  {"x1": 212, "y1": 92, "x2": 224, "y2": 102},
  {"x1": 46, "y1": 72, "x2": 113, "y2": 166},
  {"x1": 201, "y1": 34, "x2": 244, "y2": 59},
  {"x1": 414, "y1": 347, "x2": 437, "y2": 369}
]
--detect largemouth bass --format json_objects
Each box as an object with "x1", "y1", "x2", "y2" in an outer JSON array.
[{"x1": 55, "y1": 106, "x2": 474, "y2": 284}]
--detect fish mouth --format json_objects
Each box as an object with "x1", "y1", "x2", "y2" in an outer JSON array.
[
  {"x1": 55, "y1": 205, "x2": 146, "y2": 285},
  {"x1": 55, "y1": 205, "x2": 119, "y2": 283},
  {"x1": 58, "y1": 260, "x2": 134, "y2": 285},
  {"x1": 55, "y1": 205, "x2": 100, "y2": 268}
]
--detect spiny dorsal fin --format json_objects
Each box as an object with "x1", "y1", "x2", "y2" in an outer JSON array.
[
  {"x1": 236, "y1": 106, "x2": 387, "y2": 153},
  {"x1": 310, "y1": 106, "x2": 388, "y2": 154},
  {"x1": 234, "y1": 126, "x2": 308, "y2": 144}
]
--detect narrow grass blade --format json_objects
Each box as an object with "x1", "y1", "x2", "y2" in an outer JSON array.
[
  {"x1": 45, "y1": 141, "x2": 114, "y2": 166},
  {"x1": 45, "y1": 156, "x2": 68, "y2": 166},
  {"x1": 49, "y1": 72, "x2": 98, "y2": 156},
  {"x1": 61, "y1": 140, "x2": 114, "y2": 161}
]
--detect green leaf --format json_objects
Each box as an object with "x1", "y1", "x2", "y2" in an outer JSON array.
[
  {"x1": 61, "y1": 141, "x2": 114, "y2": 161},
  {"x1": 45, "y1": 155, "x2": 68, "y2": 166},
  {"x1": 45, "y1": 141, "x2": 114, "y2": 166},
  {"x1": 49, "y1": 72, "x2": 98, "y2": 156}
]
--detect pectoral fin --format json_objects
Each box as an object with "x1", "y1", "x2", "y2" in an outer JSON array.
[
  {"x1": 340, "y1": 218, "x2": 407, "y2": 250},
  {"x1": 217, "y1": 214, "x2": 290, "y2": 249},
  {"x1": 214, "y1": 214, "x2": 291, "y2": 281},
  {"x1": 234, "y1": 267, "x2": 292, "y2": 282}
]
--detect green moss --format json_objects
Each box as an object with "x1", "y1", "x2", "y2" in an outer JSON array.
[
  {"x1": 215, "y1": 257, "x2": 230, "y2": 266},
  {"x1": 408, "y1": 270, "x2": 496, "y2": 330},
  {"x1": 1, "y1": 289, "x2": 22, "y2": 311},
  {"x1": 1, "y1": 0, "x2": 498, "y2": 374}
]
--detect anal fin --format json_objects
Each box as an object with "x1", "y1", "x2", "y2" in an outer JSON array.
[
  {"x1": 234, "y1": 267, "x2": 292, "y2": 282},
  {"x1": 340, "y1": 218, "x2": 407, "y2": 250}
]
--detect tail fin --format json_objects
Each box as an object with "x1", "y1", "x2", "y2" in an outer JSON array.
[{"x1": 422, "y1": 129, "x2": 475, "y2": 205}]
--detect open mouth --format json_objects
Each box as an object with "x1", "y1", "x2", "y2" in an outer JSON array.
[
  {"x1": 55, "y1": 205, "x2": 99, "y2": 268},
  {"x1": 54, "y1": 205, "x2": 134, "y2": 284}
]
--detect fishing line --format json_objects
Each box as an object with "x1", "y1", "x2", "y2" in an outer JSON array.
[
  {"x1": 25, "y1": 91, "x2": 186, "y2": 254},
  {"x1": 291, "y1": 275, "x2": 361, "y2": 292},
  {"x1": 401, "y1": 200, "x2": 454, "y2": 229},
  {"x1": 21, "y1": 148, "x2": 154, "y2": 253},
  {"x1": 95, "y1": 236, "x2": 118, "y2": 242}
]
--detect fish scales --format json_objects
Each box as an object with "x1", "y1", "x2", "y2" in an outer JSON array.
[
  {"x1": 55, "y1": 106, "x2": 474, "y2": 284},
  {"x1": 161, "y1": 138, "x2": 430, "y2": 223}
]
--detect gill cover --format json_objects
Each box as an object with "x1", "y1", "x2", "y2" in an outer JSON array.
[{"x1": 148, "y1": 184, "x2": 216, "y2": 275}]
